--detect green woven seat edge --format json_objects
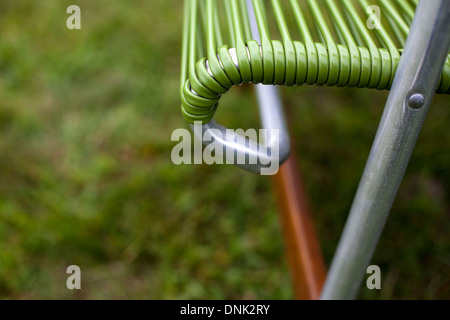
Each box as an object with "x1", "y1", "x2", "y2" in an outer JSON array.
[{"x1": 180, "y1": 0, "x2": 450, "y2": 124}]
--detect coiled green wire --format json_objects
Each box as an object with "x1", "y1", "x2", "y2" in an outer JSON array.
[{"x1": 181, "y1": 0, "x2": 450, "y2": 124}]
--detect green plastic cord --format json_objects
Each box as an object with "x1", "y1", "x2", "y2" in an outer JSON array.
[{"x1": 180, "y1": 0, "x2": 450, "y2": 124}]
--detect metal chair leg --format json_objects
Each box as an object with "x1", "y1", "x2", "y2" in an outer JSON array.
[{"x1": 321, "y1": 0, "x2": 450, "y2": 300}]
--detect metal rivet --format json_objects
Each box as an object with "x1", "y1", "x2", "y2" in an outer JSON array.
[{"x1": 408, "y1": 93, "x2": 425, "y2": 109}]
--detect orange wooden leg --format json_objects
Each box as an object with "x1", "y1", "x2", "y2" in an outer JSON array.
[{"x1": 273, "y1": 154, "x2": 327, "y2": 300}]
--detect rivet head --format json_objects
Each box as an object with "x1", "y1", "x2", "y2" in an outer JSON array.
[{"x1": 408, "y1": 93, "x2": 425, "y2": 109}]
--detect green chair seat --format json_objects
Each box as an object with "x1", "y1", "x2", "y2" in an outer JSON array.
[{"x1": 180, "y1": 0, "x2": 450, "y2": 123}]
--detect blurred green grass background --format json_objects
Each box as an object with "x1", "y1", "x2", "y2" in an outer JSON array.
[{"x1": 0, "y1": 0, "x2": 448, "y2": 299}]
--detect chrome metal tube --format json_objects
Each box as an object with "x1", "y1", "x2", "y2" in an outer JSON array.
[
  {"x1": 321, "y1": 0, "x2": 450, "y2": 299},
  {"x1": 191, "y1": 0, "x2": 290, "y2": 175}
]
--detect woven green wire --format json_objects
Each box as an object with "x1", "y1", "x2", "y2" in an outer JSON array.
[{"x1": 180, "y1": 0, "x2": 450, "y2": 124}]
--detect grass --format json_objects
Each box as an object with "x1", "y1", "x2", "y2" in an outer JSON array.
[{"x1": 0, "y1": 0, "x2": 448, "y2": 299}]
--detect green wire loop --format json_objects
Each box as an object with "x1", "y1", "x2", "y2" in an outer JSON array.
[
  {"x1": 247, "y1": 40, "x2": 264, "y2": 84},
  {"x1": 294, "y1": 41, "x2": 308, "y2": 86}
]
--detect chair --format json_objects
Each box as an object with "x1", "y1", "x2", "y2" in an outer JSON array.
[{"x1": 179, "y1": 0, "x2": 450, "y2": 299}]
